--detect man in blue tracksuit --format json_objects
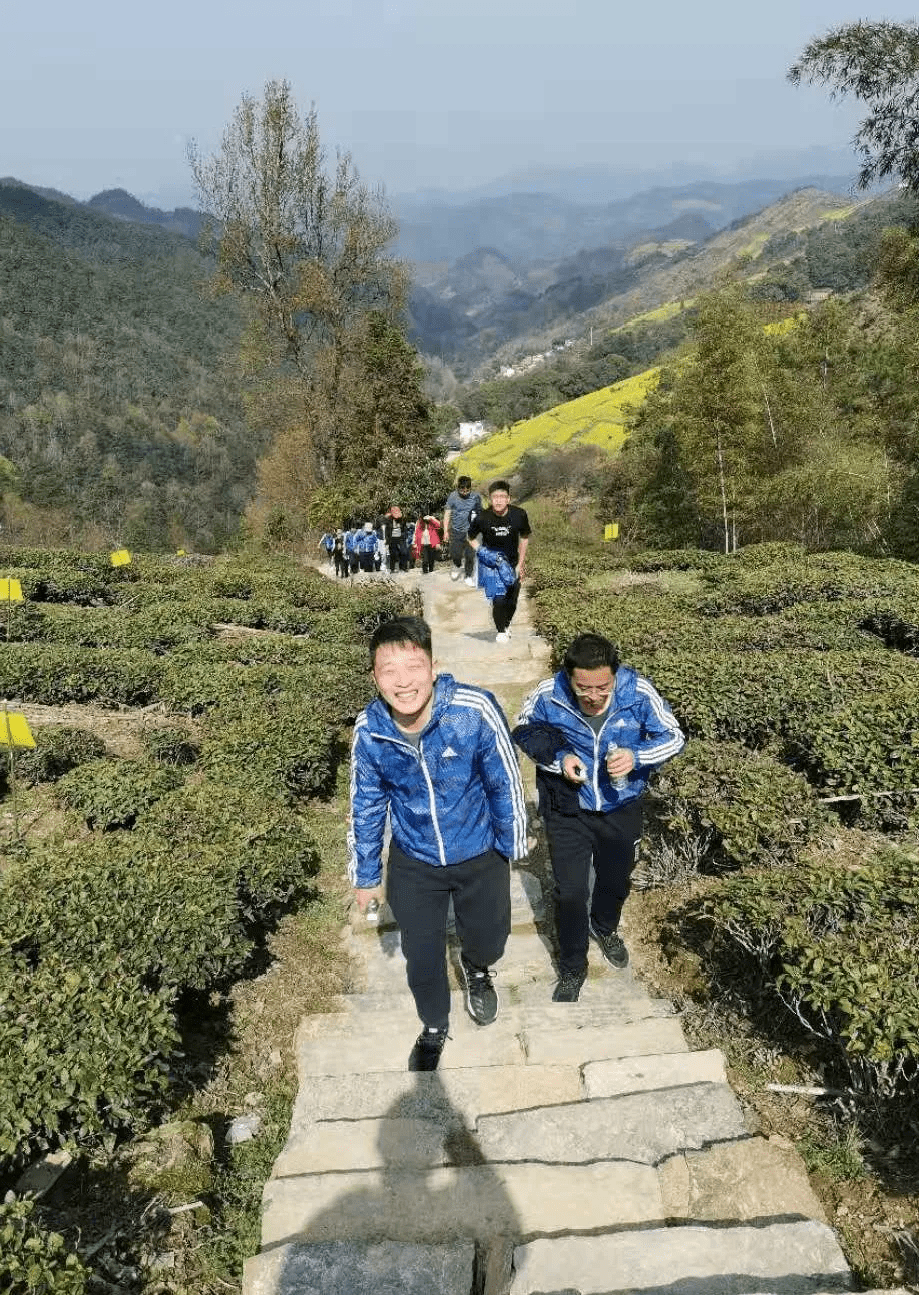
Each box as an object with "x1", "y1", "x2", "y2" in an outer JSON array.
[
  {"x1": 513, "y1": 632, "x2": 684, "y2": 1002},
  {"x1": 349, "y1": 615, "x2": 528, "y2": 1070}
]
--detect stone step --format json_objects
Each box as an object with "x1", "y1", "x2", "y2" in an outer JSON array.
[
  {"x1": 476, "y1": 1081, "x2": 749, "y2": 1165},
  {"x1": 294, "y1": 1011, "x2": 526, "y2": 1075},
  {"x1": 276, "y1": 1077, "x2": 748, "y2": 1180},
  {"x1": 334, "y1": 988, "x2": 676, "y2": 1029},
  {"x1": 523, "y1": 1014, "x2": 687, "y2": 1066},
  {"x1": 583, "y1": 1049, "x2": 727, "y2": 1096},
  {"x1": 509, "y1": 1220, "x2": 854, "y2": 1295},
  {"x1": 659, "y1": 1135, "x2": 828, "y2": 1224},
  {"x1": 243, "y1": 1239, "x2": 474, "y2": 1295},
  {"x1": 286, "y1": 1064, "x2": 584, "y2": 1130},
  {"x1": 294, "y1": 1000, "x2": 688, "y2": 1076},
  {"x1": 260, "y1": 1160, "x2": 664, "y2": 1248}
]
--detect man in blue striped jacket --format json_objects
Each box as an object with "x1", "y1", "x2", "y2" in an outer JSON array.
[
  {"x1": 349, "y1": 615, "x2": 528, "y2": 1071},
  {"x1": 513, "y1": 632, "x2": 684, "y2": 1002}
]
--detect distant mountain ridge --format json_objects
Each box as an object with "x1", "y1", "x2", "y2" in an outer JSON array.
[{"x1": 391, "y1": 174, "x2": 858, "y2": 264}]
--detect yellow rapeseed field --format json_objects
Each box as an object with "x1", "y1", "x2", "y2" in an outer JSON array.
[{"x1": 455, "y1": 367, "x2": 660, "y2": 480}]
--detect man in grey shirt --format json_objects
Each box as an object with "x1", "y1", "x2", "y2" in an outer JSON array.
[{"x1": 442, "y1": 476, "x2": 482, "y2": 585}]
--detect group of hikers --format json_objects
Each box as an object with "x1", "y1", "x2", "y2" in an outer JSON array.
[
  {"x1": 319, "y1": 478, "x2": 532, "y2": 646},
  {"x1": 348, "y1": 607, "x2": 685, "y2": 1071},
  {"x1": 319, "y1": 499, "x2": 454, "y2": 581}
]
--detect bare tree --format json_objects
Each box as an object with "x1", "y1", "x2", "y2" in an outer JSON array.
[{"x1": 189, "y1": 80, "x2": 406, "y2": 484}]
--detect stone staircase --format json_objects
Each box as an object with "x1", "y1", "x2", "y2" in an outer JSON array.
[
  {"x1": 244, "y1": 565, "x2": 907, "y2": 1294},
  {"x1": 244, "y1": 878, "x2": 899, "y2": 1295}
]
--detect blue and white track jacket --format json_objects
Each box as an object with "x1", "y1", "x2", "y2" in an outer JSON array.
[
  {"x1": 348, "y1": 672, "x2": 528, "y2": 888},
  {"x1": 513, "y1": 666, "x2": 684, "y2": 813}
]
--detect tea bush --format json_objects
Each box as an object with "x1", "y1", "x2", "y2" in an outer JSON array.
[
  {"x1": 0, "y1": 1198, "x2": 89, "y2": 1293},
  {"x1": 54, "y1": 759, "x2": 184, "y2": 830},
  {"x1": 200, "y1": 704, "x2": 337, "y2": 799},
  {"x1": 699, "y1": 846, "x2": 919, "y2": 1096},
  {"x1": 15, "y1": 727, "x2": 108, "y2": 786},
  {"x1": 0, "y1": 645, "x2": 163, "y2": 706},
  {"x1": 651, "y1": 738, "x2": 831, "y2": 871},
  {"x1": 141, "y1": 725, "x2": 199, "y2": 767}
]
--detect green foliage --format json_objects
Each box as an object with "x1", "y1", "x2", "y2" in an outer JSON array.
[
  {"x1": 0, "y1": 543, "x2": 415, "y2": 1177},
  {"x1": 54, "y1": 759, "x2": 184, "y2": 830},
  {"x1": 15, "y1": 726, "x2": 108, "y2": 786},
  {"x1": 141, "y1": 725, "x2": 199, "y2": 766},
  {"x1": 0, "y1": 645, "x2": 163, "y2": 706},
  {"x1": 0, "y1": 1199, "x2": 88, "y2": 1293},
  {"x1": 139, "y1": 784, "x2": 320, "y2": 921},
  {"x1": 0, "y1": 184, "x2": 254, "y2": 552},
  {"x1": 789, "y1": 20, "x2": 919, "y2": 193},
  {"x1": 652, "y1": 739, "x2": 830, "y2": 871},
  {"x1": 700, "y1": 846, "x2": 919, "y2": 1095}
]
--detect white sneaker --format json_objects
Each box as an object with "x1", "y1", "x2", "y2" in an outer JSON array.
[
  {"x1": 450, "y1": 570, "x2": 460, "y2": 581},
  {"x1": 464, "y1": 576, "x2": 475, "y2": 587},
  {"x1": 495, "y1": 631, "x2": 509, "y2": 643}
]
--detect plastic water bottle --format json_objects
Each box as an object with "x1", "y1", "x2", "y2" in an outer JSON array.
[
  {"x1": 366, "y1": 899, "x2": 380, "y2": 924},
  {"x1": 606, "y1": 743, "x2": 630, "y2": 792}
]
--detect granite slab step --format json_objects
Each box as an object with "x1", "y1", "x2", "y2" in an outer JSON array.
[
  {"x1": 294, "y1": 1013, "x2": 527, "y2": 1075},
  {"x1": 523, "y1": 1015, "x2": 687, "y2": 1066},
  {"x1": 476, "y1": 1082, "x2": 749, "y2": 1165},
  {"x1": 243, "y1": 1239, "x2": 474, "y2": 1295},
  {"x1": 260, "y1": 1160, "x2": 664, "y2": 1247},
  {"x1": 286, "y1": 1064, "x2": 584, "y2": 1129},
  {"x1": 583, "y1": 1049, "x2": 727, "y2": 1097},
  {"x1": 336, "y1": 989, "x2": 677, "y2": 1029},
  {"x1": 659, "y1": 1135, "x2": 829, "y2": 1223},
  {"x1": 509, "y1": 1220, "x2": 854, "y2": 1294}
]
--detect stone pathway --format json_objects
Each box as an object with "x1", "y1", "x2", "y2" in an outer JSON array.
[{"x1": 244, "y1": 566, "x2": 906, "y2": 1295}]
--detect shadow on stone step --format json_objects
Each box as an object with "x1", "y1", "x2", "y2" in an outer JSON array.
[{"x1": 270, "y1": 1073, "x2": 520, "y2": 1294}]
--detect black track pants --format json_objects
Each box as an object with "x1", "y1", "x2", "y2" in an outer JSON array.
[
  {"x1": 386, "y1": 842, "x2": 511, "y2": 1030},
  {"x1": 492, "y1": 578, "x2": 520, "y2": 632},
  {"x1": 543, "y1": 799, "x2": 643, "y2": 974}
]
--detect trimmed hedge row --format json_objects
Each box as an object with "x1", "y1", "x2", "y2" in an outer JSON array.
[
  {"x1": 0, "y1": 546, "x2": 415, "y2": 1183},
  {"x1": 700, "y1": 846, "x2": 919, "y2": 1096},
  {"x1": 652, "y1": 738, "x2": 830, "y2": 871}
]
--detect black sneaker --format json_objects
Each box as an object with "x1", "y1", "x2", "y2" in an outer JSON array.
[
  {"x1": 408, "y1": 1026, "x2": 448, "y2": 1072},
  {"x1": 460, "y1": 954, "x2": 499, "y2": 1025},
  {"x1": 552, "y1": 967, "x2": 587, "y2": 1002},
  {"x1": 589, "y1": 919, "x2": 629, "y2": 968}
]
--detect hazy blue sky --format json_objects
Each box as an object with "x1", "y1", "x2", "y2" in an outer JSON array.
[{"x1": 3, "y1": 0, "x2": 914, "y2": 206}]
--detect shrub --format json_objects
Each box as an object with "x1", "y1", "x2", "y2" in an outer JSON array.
[
  {"x1": 158, "y1": 657, "x2": 283, "y2": 716},
  {"x1": 200, "y1": 704, "x2": 337, "y2": 799},
  {"x1": 651, "y1": 738, "x2": 831, "y2": 872},
  {"x1": 140, "y1": 783, "x2": 320, "y2": 921},
  {"x1": 141, "y1": 725, "x2": 199, "y2": 767},
  {"x1": 699, "y1": 846, "x2": 919, "y2": 1097},
  {"x1": 55, "y1": 760, "x2": 184, "y2": 830},
  {"x1": 0, "y1": 645, "x2": 163, "y2": 707},
  {"x1": 15, "y1": 727, "x2": 108, "y2": 786},
  {"x1": 0, "y1": 941, "x2": 178, "y2": 1166},
  {"x1": 0, "y1": 1199, "x2": 88, "y2": 1293}
]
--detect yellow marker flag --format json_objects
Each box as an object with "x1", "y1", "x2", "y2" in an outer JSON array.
[
  {"x1": 110, "y1": 549, "x2": 132, "y2": 567},
  {"x1": 176, "y1": 549, "x2": 187, "y2": 556},
  {"x1": 0, "y1": 711, "x2": 36, "y2": 748},
  {"x1": 603, "y1": 523, "x2": 620, "y2": 541},
  {"x1": 0, "y1": 578, "x2": 24, "y2": 602}
]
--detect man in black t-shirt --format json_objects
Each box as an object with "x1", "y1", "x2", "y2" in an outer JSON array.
[{"x1": 467, "y1": 479, "x2": 532, "y2": 642}]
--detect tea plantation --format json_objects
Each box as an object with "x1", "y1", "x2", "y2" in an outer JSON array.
[
  {"x1": 0, "y1": 546, "x2": 419, "y2": 1290},
  {"x1": 528, "y1": 526, "x2": 919, "y2": 1110}
]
